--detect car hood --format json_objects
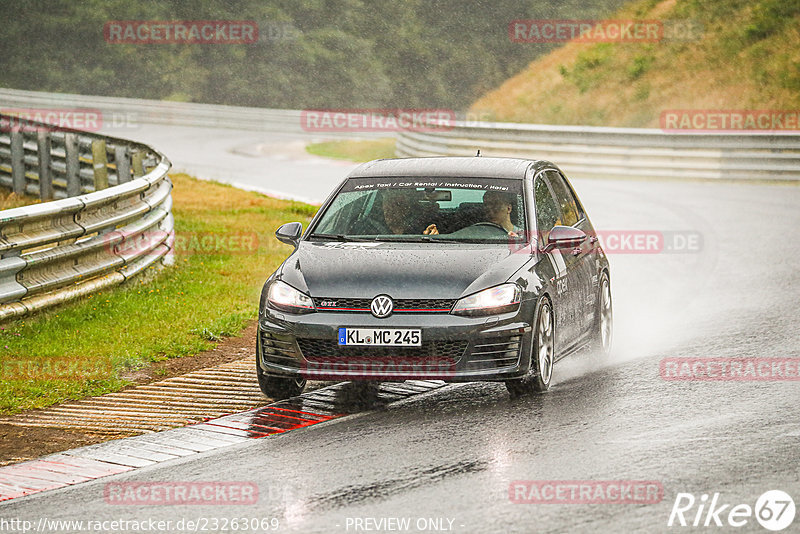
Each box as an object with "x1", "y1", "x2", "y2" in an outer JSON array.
[{"x1": 278, "y1": 241, "x2": 533, "y2": 299}]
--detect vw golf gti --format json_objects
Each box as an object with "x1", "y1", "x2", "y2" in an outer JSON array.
[{"x1": 257, "y1": 156, "x2": 612, "y2": 398}]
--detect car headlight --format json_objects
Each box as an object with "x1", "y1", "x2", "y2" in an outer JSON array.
[
  {"x1": 267, "y1": 280, "x2": 315, "y2": 314},
  {"x1": 451, "y1": 283, "x2": 521, "y2": 317}
]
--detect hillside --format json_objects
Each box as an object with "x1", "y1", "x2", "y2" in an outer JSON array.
[
  {"x1": 0, "y1": 0, "x2": 628, "y2": 110},
  {"x1": 470, "y1": 0, "x2": 800, "y2": 127}
]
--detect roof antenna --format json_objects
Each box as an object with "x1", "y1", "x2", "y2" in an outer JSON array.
[{"x1": 476, "y1": 149, "x2": 481, "y2": 157}]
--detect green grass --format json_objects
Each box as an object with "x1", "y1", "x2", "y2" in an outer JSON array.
[
  {"x1": 0, "y1": 173, "x2": 318, "y2": 415},
  {"x1": 305, "y1": 138, "x2": 396, "y2": 162},
  {"x1": 558, "y1": 43, "x2": 615, "y2": 94}
]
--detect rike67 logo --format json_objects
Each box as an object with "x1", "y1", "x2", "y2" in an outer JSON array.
[{"x1": 668, "y1": 490, "x2": 795, "y2": 531}]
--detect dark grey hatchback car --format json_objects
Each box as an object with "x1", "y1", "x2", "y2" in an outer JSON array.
[{"x1": 257, "y1": 157, "x2": 612, "y2": 398}]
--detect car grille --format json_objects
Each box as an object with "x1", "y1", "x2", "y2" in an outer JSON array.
[
  {"x1": 266, "y1": 333, "x2": 521, "y2": 374},
  {"x1": 298, "y1": 338, "x2": 466, "y2": 375},
  {"x1": 313, "y1": 297, "x2": 455, "y2": 313},
  {"x1": 464, "y1": 335, "x2": 522, "y2": 371},
  {"x1": 259, "y1": 331, "x2": 301, "y2": 365},
  {"x1": 298, "y1": 338, "x2": 467, "y2": 360}
]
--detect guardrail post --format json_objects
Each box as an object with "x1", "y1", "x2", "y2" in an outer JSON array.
[
  {"x1": 91, "y1": 139, "x2": 109, "y2": 190},
  {"x1": 64, "y1": 133, "x2": 81, "y2": 197},
  {"x1": 10, "y1": 130, "x2": 25, "y2": 196},
  {"x1": 161, "y1": 211, "x2": 175, "y2": 266},
  {"x1": 0, "y1": 256, "x2": 28, "y2": 304},
  {"x1": 114, "y1": 144, "x2": 131, "y2": 184},
  {"x1": 131, "y1": 150, "x2": 144, "y2": 177},
  {"x1": 37, "y1": 130, "x2": 53, "y2": 200}
]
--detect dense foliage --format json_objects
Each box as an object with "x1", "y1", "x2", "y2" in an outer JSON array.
[{"x1": 0, "y1": 0, "x2": 626, "y2": 109}]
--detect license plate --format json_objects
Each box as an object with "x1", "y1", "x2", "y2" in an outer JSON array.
[{"x1": 338, "y1": 328, "x2": 422, "y2": 346}]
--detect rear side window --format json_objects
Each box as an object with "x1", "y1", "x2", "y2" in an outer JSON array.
[
  {"x1": 545, "y1": 170, "x2": 582, "y2": 227},
  {"x1": 534, "y1": 173, "x2": 561, "y2": 238}
]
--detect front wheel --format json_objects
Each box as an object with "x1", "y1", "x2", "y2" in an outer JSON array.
[
  {"x1": 588, "y1": 272, "x2": 613, "y2": 360},
  {"x1": 506, "y1": 298, "x2": 554, "y2": 396},
  {"x1": 256, "y1": 336, "x2": 306, "y2": 399}
]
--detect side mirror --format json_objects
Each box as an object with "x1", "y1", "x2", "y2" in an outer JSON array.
[
  {"x1": 275, "y1": 222, "x2": 303, "y2": 248},
  {"x1": 545, "y1": 225, "x2": 586, "y2": 252}
]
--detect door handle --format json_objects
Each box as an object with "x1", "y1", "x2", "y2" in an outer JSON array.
[{"x1": 571, "y1": 247, "x2": 581, "y2": 256}]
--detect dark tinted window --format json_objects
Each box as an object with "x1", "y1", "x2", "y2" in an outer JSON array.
[
  {"x1": 545, "y1": 170, "x2": 582, "y2": 226},
  {"x1": 534, "y1": 173, "x2": 561, "y2": 241},
  {"x1": 312, "y1": 177, "x2": 526, "y2": 242}
]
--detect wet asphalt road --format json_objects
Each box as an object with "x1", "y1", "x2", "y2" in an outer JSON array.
[
  {"x1": 101, "y1": 123, "x2": 360, "y2": 203},
  {"x1": 2, "y1": 138, "x2": 799, "y2": 532}
]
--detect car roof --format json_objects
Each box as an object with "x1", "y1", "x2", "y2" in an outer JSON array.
[{"x1": 348, "y1": 156, "x2": 551, "y2": 180}]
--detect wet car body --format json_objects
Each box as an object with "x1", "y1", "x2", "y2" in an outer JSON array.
[{"x1": 257, "y1": 157, "x2": 611, "y2": 397}]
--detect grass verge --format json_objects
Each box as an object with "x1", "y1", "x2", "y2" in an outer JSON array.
[
  {"x1": 0, "y1": 189, "x2": 41, "y2": 210},
  {"x1": 0, "y1": 173, "x2": 318, "y2": 415},
  {"x1": 306, "y1": 138, "x2": 396, "y2": 162}
]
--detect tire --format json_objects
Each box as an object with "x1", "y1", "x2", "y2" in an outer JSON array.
[
  {"x1": 588, "y1": 272, "x2": 613, "y2": 360},
  {"x1": 256, "y1": 335, "x2": 306, "y2": 399},
  {"x1": 506, "y1": 298, "x2": 554, "y2": 396}
]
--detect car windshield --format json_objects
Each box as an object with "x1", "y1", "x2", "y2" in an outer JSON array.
[{"x1": 310, "y1": 177, "x2": 527, "y2": 243}]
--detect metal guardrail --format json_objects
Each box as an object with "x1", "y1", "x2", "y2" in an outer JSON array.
[
  {"x1": 395, "y1": 122, "x2": 800, "y2": 181},
  {"x1": 0, "y1": 112, "x2": 173, "y2": 321},
  {"x1": 0, "y1": 88, "x2": 385, "y2": 138},
  {"x1": 6, "y1": 89, "x2": 797, "y2": 181}
]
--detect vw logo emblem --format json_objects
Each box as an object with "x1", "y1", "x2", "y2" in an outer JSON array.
[{"x1": 370, "y1": 295, "x2": 393, "y2": 318}]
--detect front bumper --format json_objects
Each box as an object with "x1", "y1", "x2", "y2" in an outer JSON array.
[{"x1": 257, "y1": 304, "x2": 534, "y2": 382}]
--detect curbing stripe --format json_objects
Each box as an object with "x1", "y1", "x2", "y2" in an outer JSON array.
[{"x1": 0, "y1": 380, "x2": 445, "y2": 503}]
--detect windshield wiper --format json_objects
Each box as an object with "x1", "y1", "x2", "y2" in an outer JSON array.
[
  {"x1": 312, "y1": 234, "x2": 464, "y2": 244},
  {"x1": 376, "y1": 235, "x2": 462, "y2": 243},
  {"x1": 309, "y1": 233, "x2": 374, "y2": 242}
]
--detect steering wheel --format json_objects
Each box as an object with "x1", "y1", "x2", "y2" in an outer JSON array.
[{"x1": 469, "y1": 222, "x2": 509, "y2": 234}]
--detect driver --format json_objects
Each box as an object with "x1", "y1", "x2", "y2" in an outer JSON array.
[
  {"x1": 382, "y1": 189, "x2": 439, "y2": 235},
  {"x1": 421, "y1": 190, "x2": 521, "y2": 236},
  {"x1": 482, "y1": 190, "x2": 521, "y2": 236}
]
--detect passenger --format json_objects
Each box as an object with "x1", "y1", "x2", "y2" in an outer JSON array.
[{"x1": 482, "y1": 190, "x2": 521, "y2": 236}]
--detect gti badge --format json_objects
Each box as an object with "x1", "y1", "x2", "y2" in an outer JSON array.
[{"x1": 370, "y1": 295, "x2": 393, "y2": 318}]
